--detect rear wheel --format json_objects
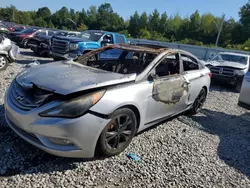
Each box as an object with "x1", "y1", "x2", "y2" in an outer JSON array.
[
  {"x1": 22, "y1": 39, "x2": 29, "y2": 48},
  {"x1": 98, "y1": 108, "x2": 137, "y2": 157},
  {"x1": 189, "y1": 88, "x2": 207, "y2": 115},
  {"x1": 0, "y1": 55, "x2": 8, "y2": 71}
]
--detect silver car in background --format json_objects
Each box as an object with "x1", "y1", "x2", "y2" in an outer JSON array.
[
  {"x1": 4, "y1": 44, "x2": 211, "y2": 158},
  {"x1": 238, "y1": 69, "x2": 250, "y2": 108}
]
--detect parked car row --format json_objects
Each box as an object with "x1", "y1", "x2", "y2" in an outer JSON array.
[{"x1": 0, "y1": 35, "x2": 19, "y2": 70}]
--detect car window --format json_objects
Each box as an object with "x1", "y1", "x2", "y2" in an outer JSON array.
[
  {"x1": 155, "y1": 54, "x2": 180, "y2": 77},
  {"x1": 103, "y1": 34, "x2": 114, "y2": 44},
  {"x1": 37, "y1": 30, "x2": 47, "y2": 36},
  {"x1": 115, "y1": 35, "x2": 126, "y2": 43},
  {"x1": 181, "y1": 54, "x2": 199, "y2": 71},
  {"x1": 212, "y1": 53, "x2": 248, "y2": 65},
  {"x1": 48, "y1": 31, "x2": 55, "y2": 36}
]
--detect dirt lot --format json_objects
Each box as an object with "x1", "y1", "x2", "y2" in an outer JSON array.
[{"x1": 0, "y1": 48, "x2": 250, "y2": 188}]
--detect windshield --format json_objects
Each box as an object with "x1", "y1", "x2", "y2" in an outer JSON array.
[
  {"x1": 77, "y1": 48, "x2": 157, "y2": 75},
  {"x1": 77, "y1": 31, "x2": 104, "y2": 41},
  {"x1": 20, "y1": 28, "x2": 38, "y2": 34},
  {"x1": 212, "y1": 53, "x2": 248, "y2": 65}
]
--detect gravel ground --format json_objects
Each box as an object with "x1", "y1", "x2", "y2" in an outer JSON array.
[{"x1": 1, "y1": 48, "x2": 250, "y2": 187}]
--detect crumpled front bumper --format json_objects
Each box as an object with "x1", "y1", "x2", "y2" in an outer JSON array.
[{"x1": 4, "y1": 87, "x2": 111, "y2": 158}]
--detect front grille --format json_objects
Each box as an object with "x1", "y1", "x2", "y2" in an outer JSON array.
[
  {"x1": 52, "y1": 38, "x2": 69, "y2": 53},
  {"x1": 9, "y1": 82, "x2": 39, "y2": 111},
  {"x1": 8, "y1": 81, "x2": 51, "y2": 112},
  {"x1": 210, "y1": 67, "x2": 235, "y2": 77}
]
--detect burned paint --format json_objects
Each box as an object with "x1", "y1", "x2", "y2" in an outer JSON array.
[
  {"x1": 77, "y1": 43, "x2": 172, "y2": 64},
  {"x1": 152, "y1": 76, "x2": 188, "y2": 104}
]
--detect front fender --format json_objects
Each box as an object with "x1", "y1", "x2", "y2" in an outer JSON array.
[
  {"x1": 89, "y1": 81, "x2": 152, "y2": 130},
  {"x1": 78, "y1": 42, "x2": 101, "y2": 54}
]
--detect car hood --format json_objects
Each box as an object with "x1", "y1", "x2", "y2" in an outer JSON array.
[
  {"x1": 35, "y1": 35, "x2": 52, "y2": 40},
  {"x1": 53, "y1": 36, "x2": 93, "y2": 43},
  {"x1": 206, "y1": 60, "x2": 247, "y2": 70},
  {"x1": 16, "y1": 61, "x2": 136, "y2": 95}
]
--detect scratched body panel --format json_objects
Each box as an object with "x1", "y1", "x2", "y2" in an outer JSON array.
[{"x1": 152, "y1": 76, "x2": 188, "y2": 104}]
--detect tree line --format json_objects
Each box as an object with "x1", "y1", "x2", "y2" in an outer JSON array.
[{"x1": 1, "y1": 2, "x2": 250, "y2": 50}]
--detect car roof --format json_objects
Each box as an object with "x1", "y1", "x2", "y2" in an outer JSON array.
[
  {"x1": 78, "y1": 43, "x2": 185, "y2": 63},
  {"x1": 103, "y1": 43, "x2": 169, "y2": 54}
]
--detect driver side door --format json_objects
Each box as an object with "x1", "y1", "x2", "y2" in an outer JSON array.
[{"x1": 145, "y1": 53, "x2": 190, "y2": 124}]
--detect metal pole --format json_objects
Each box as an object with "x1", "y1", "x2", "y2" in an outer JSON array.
[
  {"x1": 215, "y1": 14, "x2": 225, "y2": 47},
  {"x1": 12, "y1": 7, "x2": 14, "y2": 21},
  {"x1": 66, "y1": 18, "x2": 77, "y2": 29}
]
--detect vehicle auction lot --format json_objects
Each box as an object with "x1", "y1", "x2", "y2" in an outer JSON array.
[{"x1": 0, "y1": 49, "x2": 250, "y2": 187}]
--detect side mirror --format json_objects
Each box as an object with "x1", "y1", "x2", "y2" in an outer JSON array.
[{"x1": 148, "y1": 73, "x2": 157, "y2": 81}]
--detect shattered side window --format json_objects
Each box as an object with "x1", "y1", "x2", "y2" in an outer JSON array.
[
  {"x1": 155, "y1": 54, "x2": 180, "y2": 77},
  {"x1": 181, "y1": 55, "x2": 200, "y2": 71},
  {"x1": 79, "y1": 48, "x2": 155, "y2": 75}
]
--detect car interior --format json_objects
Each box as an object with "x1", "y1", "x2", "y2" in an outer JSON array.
[
  {"x1": 181, "y1": 55, "x2": 200, "y2": 71},
  {"x1": 83, "y1": 49, "x2": 157, "y2": 75},
  {"x1": 155, "y1": 54, "x2": 180, "y2": 77}
]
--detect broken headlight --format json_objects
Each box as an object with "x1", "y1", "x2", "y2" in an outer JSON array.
[
  {"x1": 39, "y1": 90, "x2": 105, "y2": 118},
  {"x1": 69, "y1": 43, "x2": 79, "y2": 50}
]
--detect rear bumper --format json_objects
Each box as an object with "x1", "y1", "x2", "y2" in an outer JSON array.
[
  {"x1": 8, "y1": 44, "x2": 19, "y2": 62},
  {"x1": 211, "y1": 74, "x2": 243, "y2": 85}
]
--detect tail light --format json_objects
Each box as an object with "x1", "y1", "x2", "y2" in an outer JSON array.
[{"x1": 208, "y1": 72, "x2": 212, "y2": 78}]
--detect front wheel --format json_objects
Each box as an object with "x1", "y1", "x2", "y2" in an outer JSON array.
[
  {"x1": 0, "y1": 55, "x2": 9, "y2": 71},
  {"x1": 189, "y1": 88, "x2": 207, "y2": 115},
  {"x1": 98, "y1": 108, "x2": 137, "y2": 157}
]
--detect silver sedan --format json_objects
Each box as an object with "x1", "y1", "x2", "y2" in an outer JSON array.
[
  {"x1": 238, "y1": 70, "x2": 250, "y2": 108},
  {"x1": 4, "y1": 44, "x2": 211, "y2": 158}
]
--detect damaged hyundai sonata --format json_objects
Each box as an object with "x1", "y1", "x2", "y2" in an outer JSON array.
[{"x1": 4, "y1": 44, "x2": 211, "y2": 158}]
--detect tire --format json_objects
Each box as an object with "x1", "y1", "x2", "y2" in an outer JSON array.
[
  {"x1": 189, "y1": 88, "x2": 207, "y2": 115},
  {"x1": 236, "y1": 81, "x2": 242, "y2": 93},
  {"x1": 0, "y1": 55, "x2": 9, "y2": 71},
  {"x1": 22, "y1": 39, "x2": 29, "y2": 48},
  {"x1": 88, "y1": 55, "x2": 96, "y2": 62},
  {"x1": 98, "y1": 108, "x2": 137, "y2": 157}
]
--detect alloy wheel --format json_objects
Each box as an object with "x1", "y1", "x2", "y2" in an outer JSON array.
[
  {"x1": 193, "y1": 88, "x2": 206, "y2": 112},
  {"x1": 0, "y1": 56, "x2": 7, "y2": 69},
  {"x1": 105, "y1": 115, "x2": 133, "y2": 150}
]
